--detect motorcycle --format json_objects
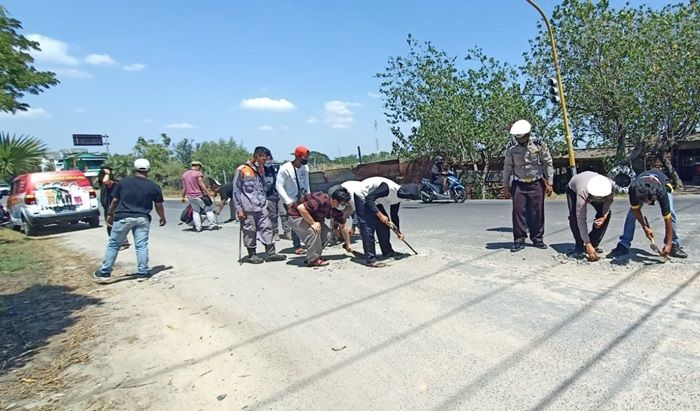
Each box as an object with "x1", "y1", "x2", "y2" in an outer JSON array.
[{"x1": 420, "y1": 172, "x2": 467, "y2": 203}]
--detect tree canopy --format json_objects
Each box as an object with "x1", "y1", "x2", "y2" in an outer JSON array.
[{"x1": 0, "y1": 6, "x2": 59, "y2": 113}]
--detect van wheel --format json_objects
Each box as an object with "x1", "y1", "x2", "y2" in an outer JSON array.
[
  {"x1": 88, "y1": 217, "x2": 100, "y2": 228},
  {"x1": 22, "y1": 219, "x2": 38, "y2": 236},
  {"x1": 12, "y1": 224, "x2": 21, "y2": 232}
]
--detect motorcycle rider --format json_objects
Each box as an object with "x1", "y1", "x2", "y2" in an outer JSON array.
[{"x1": 431, "y1": 156, "x2": 449, "y2": 194}]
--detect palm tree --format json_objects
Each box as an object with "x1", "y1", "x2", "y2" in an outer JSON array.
[{"x1": 0, "y1": 132, "x2": 47, "y2": 179}]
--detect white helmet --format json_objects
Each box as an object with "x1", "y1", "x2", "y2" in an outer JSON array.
[
  {"x1": 133, "y1": 158, "x2": 150, "y2": 171},
  {"x1": 509, "y1": 119, "x2": 532, "y2": 136},
  {"x1": 587, "y1": 174, "x2": 613, "y2": 198}
]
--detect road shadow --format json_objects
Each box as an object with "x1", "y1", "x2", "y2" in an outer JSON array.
[
  {"x1": 0, "y1": 285, "x2": 102, "y2": 376},
  {"x1": 609, "y1": 248, "x2": 667, "y2": 266},
  {"x1": 486, "y1": 227, "x2": 513, "y2": 233},
  {"x1": 284, "y1": 253, "x2": 351, "y2": 268},
  {"x1": 549, "y1": 242, "x2": 577, "y2": 255},
  {"x1": 485, "y1": 242, "x2": 513, "y2": 250}
]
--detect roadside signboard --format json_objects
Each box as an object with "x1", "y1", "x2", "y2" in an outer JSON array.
[{"x1": 72, "y1": 134, "x2": 103, "y2": 146}]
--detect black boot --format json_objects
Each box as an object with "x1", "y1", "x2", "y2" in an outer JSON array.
[
  {"x1": 247, "y1": 248, "x2": 264, "y2": 264},
  {"x1": 265, "y1": 244, "x2": 287, "y2": 262}
]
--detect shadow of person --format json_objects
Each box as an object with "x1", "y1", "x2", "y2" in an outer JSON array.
[
  {"x1": 485, "y1": 241, "x2": 514, "y2": 250},
  {"x1": 486, "y1": 227, "x2": 513, "y2": 233},
  {"x1": 609, "y1": 248, "x2": 666, "y2": 266},
  {"x1": 0, "y1": 285, "x2": 102, "y2": 376}
]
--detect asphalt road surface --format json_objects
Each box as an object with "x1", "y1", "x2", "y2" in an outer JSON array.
[{"x1": 54, "y1": 196, "x2": 700, "y2": 410}]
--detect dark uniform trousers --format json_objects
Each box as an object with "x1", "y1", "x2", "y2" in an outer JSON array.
[
  {"x1": 511, "y1": 180, "x2": 545, "y2": 244},
  {"x1": 566, "y1": 188, "x2": 611, "y2": 249},
  {"x1": 354, "y1": 196, "x2": 394, "y2": 263}
]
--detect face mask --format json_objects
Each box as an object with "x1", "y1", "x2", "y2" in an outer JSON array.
[
  {"x1": 335, "y1": 203, "x2": 347, "y2": 211},
  {"x1": 300, "y1": 159, "x2": 309, "y2": 166}
]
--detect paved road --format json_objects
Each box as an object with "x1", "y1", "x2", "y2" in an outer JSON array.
[{"x1": 56, "y1": 196, "x2": 700, "y2": 410}]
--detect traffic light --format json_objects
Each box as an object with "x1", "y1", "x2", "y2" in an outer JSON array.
[{"x1": 548, "y1": 78, "x2": 561, "y2": 104}]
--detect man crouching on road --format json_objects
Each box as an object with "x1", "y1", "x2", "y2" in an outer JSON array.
[
  {"x1": 566, "y1": 171, "x2": 614, "y2": 261},
  {"x1": 233, "y1": 146, "x2": 287, "y2": 264},
  {"x1": 94, "y1": 159, "x2": 166, "y2": 282},
  {"x1": 287, "y1": 187, "x2": 352, "y2": 267}
]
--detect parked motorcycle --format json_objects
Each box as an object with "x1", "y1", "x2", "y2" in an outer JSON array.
[{"x1": 420, "y1": 173, "x2": 467, "y2": 203}]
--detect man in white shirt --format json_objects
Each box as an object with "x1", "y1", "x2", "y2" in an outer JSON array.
[
  {"x1": 343, "y1": 177, "x2": 420, "y2": 267},
  {"x1": 276, "y1": 145, "x2": 311, "y2": 254}
]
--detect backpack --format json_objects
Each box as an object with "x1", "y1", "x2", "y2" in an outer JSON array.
[{"x1": 180, "y1": 204, "x2": 194, "y2": 224}]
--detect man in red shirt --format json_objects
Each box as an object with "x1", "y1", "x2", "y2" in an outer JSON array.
[
  {"x1": 181, "y1": 161, "x2": 217, "y2": 232},
  {"x1": 287, "y1": 188, "x2": 352, "y2": 267}
]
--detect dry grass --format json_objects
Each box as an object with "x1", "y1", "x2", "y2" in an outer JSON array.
[{"x1": 0, "y1": 229, "x2": 103, "y2": 410}]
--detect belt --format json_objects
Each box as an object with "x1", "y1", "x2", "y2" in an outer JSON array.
[{"x1": 513, "y1": 176, "x2": 542, "y2": 183}]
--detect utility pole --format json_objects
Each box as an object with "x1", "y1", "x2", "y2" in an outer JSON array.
[{"x1": 526, "y1": 0, "x2": 577, "y2": 176}]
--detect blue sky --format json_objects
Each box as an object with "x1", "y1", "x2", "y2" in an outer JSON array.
[{"x1": 0, "y1": 0, "x2": 672, "y2": 160}]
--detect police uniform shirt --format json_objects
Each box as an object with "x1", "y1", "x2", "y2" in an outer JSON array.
[{"x1": 502, "y1": 138, "x2": 554, "y2": 186}]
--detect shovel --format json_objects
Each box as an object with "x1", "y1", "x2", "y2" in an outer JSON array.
[
  {"x1": 388, "y1": 222, "x2": 418, "y2": 255},
  {"x1": 644, "y1": 217, "x2": 670, "y2": 262}
]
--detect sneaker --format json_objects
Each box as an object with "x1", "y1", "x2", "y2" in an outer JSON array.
[
  {"x1": 670, "y1": 245, "x2": 688, "y2": 259},
  {"x1": 566, "y1": 246, "x2": 584, "y2": 256},
  {"x1": 606, "y1": 244, "x2": 629, "y2": 259},
  {"x1": 92, "y1": 270, "x2": 111, "y2": 282},
  {"x1": 510, "y1": 242, "x2": 525, "y2": 252},
  {"x1": 273, "y1": 233, "x2": 281, "y2": 242},
  {"x1": 247, "y1": 254, "x2": 265, "y2": 264},
  {"x1": 367, "y1": 260, "x2": 387, "y2": 268},
  {"x1": 265, "y1": 253, "x2": 287, "y2": 262},
  {"x1": 194, "y1": 227, "x2": 203, "y2": 233},
  {"x1": 533, "y1": 241, "x2": 548, "y2": 249},
  {"x1": 383, "y1": 251, "x2": 411, "y2": 260},
  {"x1": 308, "y1": 258, "x2": 329, "y2": 267}
]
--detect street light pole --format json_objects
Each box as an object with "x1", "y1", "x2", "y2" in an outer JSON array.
[{"x1": 526, "y1": 0, "x2": 577, "y2": 176}]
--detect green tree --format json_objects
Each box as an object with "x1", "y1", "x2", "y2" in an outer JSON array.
[
  {"x1": 377, "y1": 36, "x2": 550, "y2": 198},
  {"x1": 192, "y1": 138, "x2": 249, "y2": 182},
  {"x1": 107, "y1": 153, "x2": 134, "y2": 180},
  {"x1": 0, "y1": 132, "x2": 46, "y2": 178},
  {"x1": 524, "y1": 0, "x2": 700, "y2": 186},
  {"x1": 174, "y1": 138, "x2": 194, "y2": 166},
  {"x1": 133, "y1": 134, "x2": 173, "y2": 186},
  {"x1": 0, "y1": 6, "x2": 59, "y2": 113}
]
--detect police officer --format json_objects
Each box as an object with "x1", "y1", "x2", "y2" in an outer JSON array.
[{"x1": 502, "y1": 119, "x2": 554, "y2": 252}]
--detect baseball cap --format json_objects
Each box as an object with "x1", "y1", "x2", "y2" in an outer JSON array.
[
  {"x1": 510, "y1": 119, "x2": 532, "y2": 136},
  {"x1": 134, "y1": 158, "x2": 150, "y2": 171},
  {"x1": 191, "y1": 160, "x2": 203, "y2": 166},
  {"x1": 294, "y1": 146, "x2": 310, "y2": 157}
]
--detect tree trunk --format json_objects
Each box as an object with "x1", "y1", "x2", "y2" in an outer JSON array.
[
  {"x1": 481, "y1": 162, "x2": 490, "y2": 200},
  {"x1": 661, "y1": 151, "x2": 684, "y2": 189}
]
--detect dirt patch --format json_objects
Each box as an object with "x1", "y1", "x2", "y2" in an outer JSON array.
[{"x1": 0, "y1": 229, "x2": 105, "y2": 410}]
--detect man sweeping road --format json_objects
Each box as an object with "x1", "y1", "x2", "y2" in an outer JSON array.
[
  {"x1": 342, "y1": 177, "x2": 420, "y2": 267},
  {"x1": 566, "y1": 171, "x2": 614, "y2": 261}
]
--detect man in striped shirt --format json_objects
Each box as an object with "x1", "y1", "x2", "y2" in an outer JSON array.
[{"x1": 287, "y1": 188, "x2": 352, "y2": 267}]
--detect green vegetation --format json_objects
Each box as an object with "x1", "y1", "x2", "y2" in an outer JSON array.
[
  {"x1": 0, "y1": 132, "x2": 47, "y2": 180},
  {"x1": 0, "y1": 5, "x2": 58, "y2": 113},
  {"x1": 0, "y1": 230, "x2": 45, "y2": 273}
]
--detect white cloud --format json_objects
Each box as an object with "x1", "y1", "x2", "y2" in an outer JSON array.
[
  {"x1": 0, "y1": 107, "x2": 53, "y2": 119},
  {"x1": 85, "y1": 53, "x2": 116, "y2": 66},
  {"x1": 51, "y1": 67, "x2": 93, "y2": 79},
  {"x1": 258, "y1": 125, "x2": 274, "y2": 131},
  {"x1": 123, "y1": 63, "x2": 146, "y2": 71},
  {"x1": 306, "y1": 117, "x2": 318, "y2": 124},
  {"x1": 240, "y1": 97, "x2": 295, "y2": 112},
  {"x1": 26, "y1": 34, "x2": 79, "y2": 66},
  {"x1": 165, "y1": 122, "x2": 195, "y2": 129},
  {"x1": 323, "y1": 100, "x2": 361, "y2": 129},
  {"x1": 367, "y1": 92, "x2": 380, "y2": 99}
]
